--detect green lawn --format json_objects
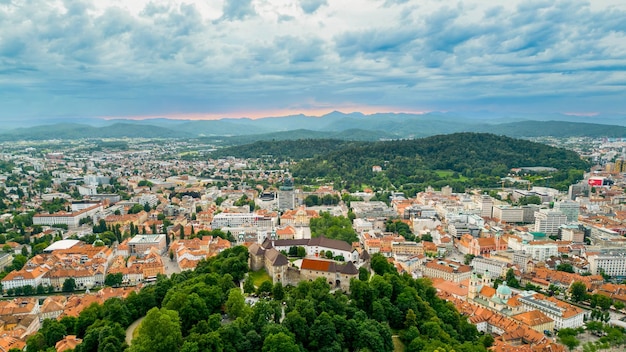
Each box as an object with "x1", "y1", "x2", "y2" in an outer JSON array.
[
  {"x1": 434, "y1": 169, "x2": 468, "y2": 181},
  {"x1": 248, "y1": 269, "x2": 271, "y2": 287}
]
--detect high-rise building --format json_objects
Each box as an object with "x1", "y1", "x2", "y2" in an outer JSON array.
[
  {"x1": 553, "y1": 200, "x2": 580, "y2": 222},
  {"x1": 278, "y1": 177, "x2": 295, "y2": 211},
  {"x1": 480, "y1": 195, "x2": 493, "y2": 218},
  {"x1": 534, "y1": 209, "x2": 567, "y2": 235}
]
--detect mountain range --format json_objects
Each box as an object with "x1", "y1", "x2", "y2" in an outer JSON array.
[{"x1": 1, "y1": 111, "x2": 625, "y2": 142}]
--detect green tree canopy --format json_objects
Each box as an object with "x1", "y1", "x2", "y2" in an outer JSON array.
[{"x1": 130, "y1": 307, "x2": 183, "y2": 352}]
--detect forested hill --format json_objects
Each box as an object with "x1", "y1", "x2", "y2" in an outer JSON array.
[
  {"x1": 40, "y1": 247, "x2": 489, "y2": 352},
  {"x1": 476, "y1": 120, "x2": 626, "y2": 138},
  {"x1": 291, "y1": 133, "x2": 589, "y2": 192}
]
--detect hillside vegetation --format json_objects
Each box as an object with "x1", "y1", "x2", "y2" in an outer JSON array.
[
  {"x1": 291, "y1": 133, "x2": 588, "y2": 193},
  {"x1": 26, "y1": 247, "x2": 491, "y2": 352}
]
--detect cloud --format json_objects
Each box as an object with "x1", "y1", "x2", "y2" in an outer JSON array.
[
  {"x1": 221, "y1": 0, "x2": 256, "y2": 21},
  {"x1": 300, "y1": 0, "x2": 327, "y2": 14},
  {"x1": 0, "y1": 0, "x2": 625, "y2": 120}
]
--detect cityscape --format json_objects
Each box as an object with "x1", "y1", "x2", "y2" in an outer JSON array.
[{"x1": 0, "y1": 133, "x2": 624, "y2": 352}]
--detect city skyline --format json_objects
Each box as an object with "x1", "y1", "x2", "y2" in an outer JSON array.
[{"x1": 1, "y1": 0, "x2": 626, "y2": 122}]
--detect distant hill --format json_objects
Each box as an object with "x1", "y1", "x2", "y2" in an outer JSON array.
[
  {"x1": 474, "y1": 120, "x2": 626, "y2": 138},
  {"x1": 0, "y1": 123, "x2": 187, "y2": 141},
  {"x1": 1, "y1": 113, "x2": 625, "y2": 141}
]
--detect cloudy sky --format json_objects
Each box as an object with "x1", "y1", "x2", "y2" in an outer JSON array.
[{"x1": 1, "y1": 0, "x2": 625, "y2": 121}]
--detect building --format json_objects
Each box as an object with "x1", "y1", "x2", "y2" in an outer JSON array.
[
  {"x1": 553, "y1": 201, "x2": 580, "y2": 222},
  {"x1": 248, "y1": 243, "x2": 289, "y2": 285},
  {"x1": 512, "y1": 251, "x2": 534, "y2": 273},
  {"x1": 560, "y1": 225, "x2": 585, "y2": 243},
  {"x1": 471, "y1": 256, "x2": 508, "y2": 277},
  {"x1": 421, "y1": 259, "x2": 472, "y2": 283},
  {"x1": 306, "y1": 236, "x2": 358, "y2": 262},
  {"x1": 299, "y1": 258, "x2": 358, "y2": 291},
  {"x1": 211, "y1": 213, "x2": 276, "y2": 230},
  {"x1": 278, "y1": 178, "x2": 295, "y2": 211},
  {"x1": 534, "y1": 210, "x2": 568, "y2": 235},
  {"x1": 512, "y1": 310, "x2": 555, "y2": 333},
  {"x1": 350, "y1": 201, "x2": 397, "y2": 219},
  {"x1": 517, "y1": 292, "x2": 586, "y2": 329},
  {"x1": 492, "y1": 205, "x2": 524, "y2": 223},
  {"x1": 523, "y1": 241, "x2": 558, "y2": 262},
  {"x1": 33, "y1": 203, "x2": 103, "y2": 229},
  {"x1": 128, "y1": 234, "x2": 167, "y2": 256},
  {"x1": 588, "y1": 250, "x2": 626, "y2": 277},
  {"x1": 480, "y1": 195, "x2": 493, "y2": 218},
  {"x1": 1, "y1": 267, "x2": 49, "y2": 290}
]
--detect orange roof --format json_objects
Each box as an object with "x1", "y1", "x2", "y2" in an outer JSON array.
[
  {"x1": 301, "y1": 258, "x2": 332, "y2": 271},
  {"x1": 513, "y1": 310, "x2": 553, "y2": 326}
]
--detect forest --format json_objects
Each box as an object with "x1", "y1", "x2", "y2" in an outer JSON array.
[
  {"x1": 205, "y1": 133, "x2": 588, "y2": 194},
  {"x1": 24, "y1": 246, "x2": 492, "y2": 352},
  {"x1": 292, "y1": 133, "x2": 588, "y2": 194}
]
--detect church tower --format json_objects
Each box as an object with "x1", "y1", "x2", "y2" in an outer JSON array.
[
  {"x1": 482, "y1": 270, "x2": 492, "y2": 287},
  {"x1": 468, "y1": 272, "x2": 480, "y2": 300}
]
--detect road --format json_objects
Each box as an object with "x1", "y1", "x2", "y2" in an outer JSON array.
[
  {"x1": 161, "y1": 251, "x2": 181, "y2": 276},
  {"x1": 125, "y1": 316, "x2": 145, "y2": 346}
]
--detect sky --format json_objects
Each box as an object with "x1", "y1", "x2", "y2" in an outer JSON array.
[{"x1": 1, "y1": 0, "x2": 626, "y2": 122}]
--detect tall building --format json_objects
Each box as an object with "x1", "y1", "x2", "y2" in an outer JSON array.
[
  {"x1": 534, "y1": 209, "x2": 567, "y2": 235},
  {"x1": 553, "y1": 201, "x2": 580, "y2": 222},
  {"x1": 615, "y1": 159, "x2": 624, "y2": 173},
  {"x1": 278, "y1": 177, "x2": 295, "y2": 211},
  {"x1": 480, "y1": 195, "x2": 493, "y2": 218}
]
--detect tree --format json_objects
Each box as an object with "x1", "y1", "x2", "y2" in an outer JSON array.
[
  {"x1": 243, "y1": 278, "x2": 255, "y2": 294},
  {"x1": 105, "y1": 273, "x2": 123, "y2": 287},
  {"x1": 371, "y1": 253, "x2": 395, "y2": 276},
  {"x1": 262, "y1": 332, "x2": 299, "y2": 352},
  {"x1": 359, "y1": 267, "x2": 370, "y2": 281},
  {"x1": 62, "y1": 278, "x2": 76, "y2": 292},
  {"x1": 557, "y1": 263, "x2": 575, "y2": 273},
  {"x1": 130, "y1": 307, "x2": 183, "y2": 352},
  {"x1": 296, "y1": 246, "x2": 306, "y2": 258},
  {"x1": 272, "y1": 282, "x2": 285, "y2": 301},
  {"x1": 257, "y1": 280, "x2": 273, "y2": 295},
  {"x1": 25, "y1": 333, "x2": 46, "y2": 352},
  {"x1": 559, "y1": 335, "x2": 580, "y2": 351},
  {"x1": 570, "y1": 281, "x2": 588, "y2": 302},
  {"x1": 225, "y1": 288, "x2": 249, "y2": 319},
  {"x1": 40, "y1": 319, "x2": 67, "y2": 348},
  {"x1": 505, "y1": 268, "x2": 520, "y2": 288}
]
